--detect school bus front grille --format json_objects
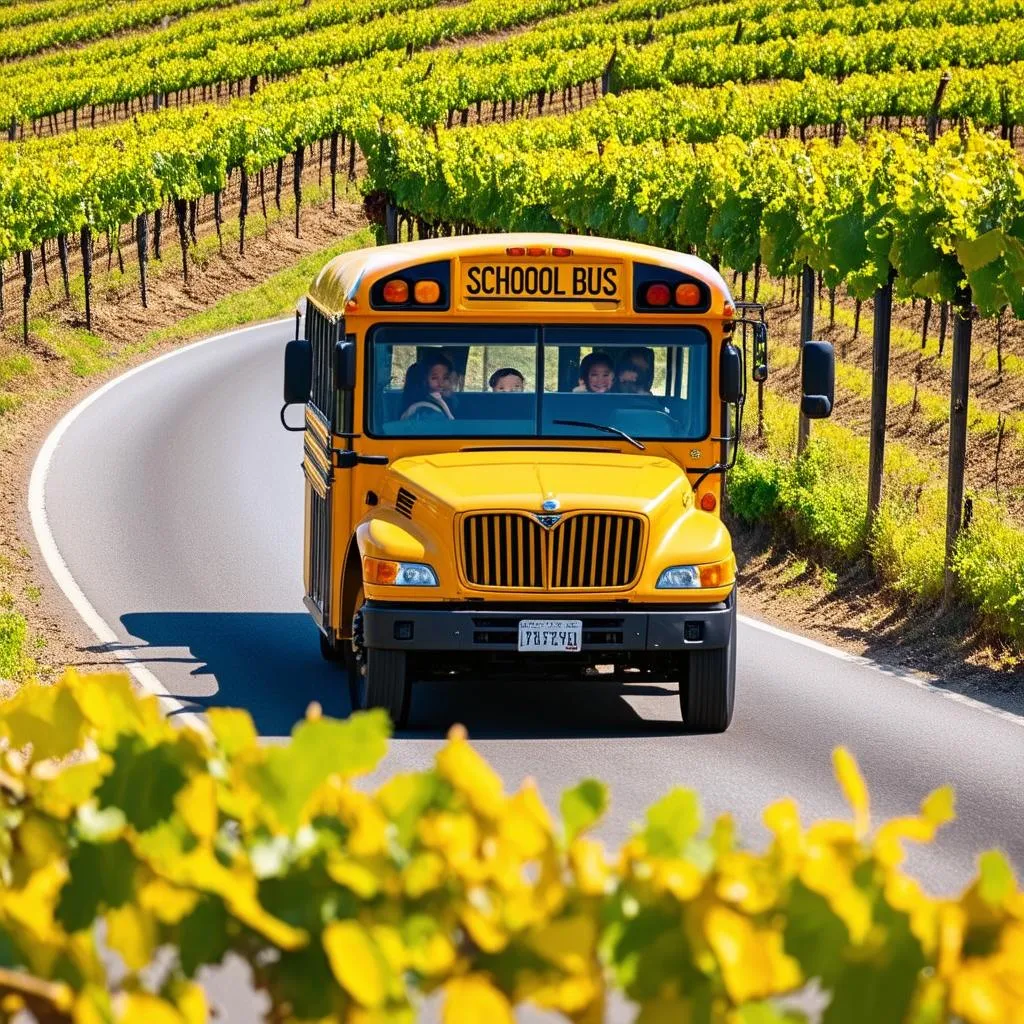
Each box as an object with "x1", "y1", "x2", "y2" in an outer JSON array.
[{"x1": 461, "y1": 512, "x2": 644, "y2": 590}]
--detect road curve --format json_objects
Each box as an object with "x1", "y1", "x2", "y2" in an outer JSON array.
[{"x1": 34, "y1": 317, "x2": 1024, "y2": 900}]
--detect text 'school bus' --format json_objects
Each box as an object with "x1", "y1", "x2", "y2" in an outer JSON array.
[{"x1": 282, "y1": 234, "x2": 834, "y2": 732}]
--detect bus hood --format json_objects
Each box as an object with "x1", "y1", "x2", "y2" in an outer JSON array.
[{"x1": 388, "y1": 450, "x2": 692, "y2": 516}]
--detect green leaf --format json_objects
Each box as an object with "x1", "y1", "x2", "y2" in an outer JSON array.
[
  {"x1": 95, "y1": 736, "x2": 188, "y2": 833},
  {"x1": 56, "y1": 838, "x2": 136, "y2": 932},
  {"x1": 249, "y1": 711, "x2": 390, "y2": 831},
  {"x1": 955, "y1": 229, "x2": 1005, "y2": 273},
  {"x1": 978, "y1": 850, "x2": 1015, "y2": 907},
  {"x1": 207, "y1": 708, "x2": 258, "y2": 757},
  {"x1": 178, "y1": 897, "x2": 229, "y2": 977},
  {"x1": 642, "y1": 788, "x2": 701, "y2": 857},
  {"x1": 735, "y1": 1003, "x2": 809, "y2": 1024},
  {"x1": 561, "y1": 779, "x2": 608, "y2": 843}
]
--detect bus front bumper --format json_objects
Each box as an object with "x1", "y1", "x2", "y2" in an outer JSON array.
[{"x1": 360, "y1": 591, "x2": 735, "y2": 654}]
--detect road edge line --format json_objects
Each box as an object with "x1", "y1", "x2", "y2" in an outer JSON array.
[
  {"x1": 28, "y1": 318, "x2": 295, "y2": 735},
  {"x1": 739, "y1": 613, "x2": 1024, "y2": 729}
]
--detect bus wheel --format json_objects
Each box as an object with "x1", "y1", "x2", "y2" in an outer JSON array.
[
  {"x1": 362, "y1": 648, "x2": 412, "y2": 729},
  {"x1": 678, "y1": 610, "x2": 736, "y2": 733}
]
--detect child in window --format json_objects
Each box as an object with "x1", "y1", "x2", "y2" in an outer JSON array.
[
  {"x1": 489, "y1": 367, "x2": 525, "y2": 392},
  {"x1": 573, "y1": 352, "x2": 615, "y2": 393}
]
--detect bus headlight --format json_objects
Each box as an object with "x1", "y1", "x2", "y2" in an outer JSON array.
[
  {"x1": 364, "y1": 557, "x2": 438, "y2": 586},
  {"x1": 656, "y1": 565, "x2": 701, "y2": 589},
  {"x1": 657, "y1": 559, "x2": 733, "y2": 589}
]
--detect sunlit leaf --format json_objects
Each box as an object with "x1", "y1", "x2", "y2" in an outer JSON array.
[
  {"x1": 442, "y1": 975, "x2": 514, "y2": 1024},
  {"x1": 323, "y1": 920, "x2": 390, "y2": 1009},
  {"x1": 561, "y1": 779, "x2": 608, "y2": 844}
]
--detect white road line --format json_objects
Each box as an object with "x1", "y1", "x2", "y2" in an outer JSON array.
[
  {"x1": 27, "y1": 316, "x2": 1023, "y2": 733},
  {"x1": 28, "y1": 318, "x2": 295, "y2": 735},
  {"x1": 739, "y1": 614, "x2": 1024, "y2": 729}
]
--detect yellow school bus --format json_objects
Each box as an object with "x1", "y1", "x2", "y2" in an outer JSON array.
[{"x1": 282, "y1": 233, "x2": 834, "y2": 731}]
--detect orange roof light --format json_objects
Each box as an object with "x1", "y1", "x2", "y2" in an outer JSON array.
[
  {"x1": 345, "y1": 299, "x2": 359, "y2": 313},
  {"x1": 552, "y1": 246, "x2": 574, "y2": 257},
  {"x1": 382, "y1": 279, "x2": 409, "y2": 304},
  {"x1": 506, "y1": 246, "x2": 526, "y2": 256},
  {"x1": 645, "y1": 282, "x2": 671, "y2": 307},
  {"x1": 675, "y1": 282, "x2": 702, "y2": 307},
  {"x1": 723, "y1": 302, "x2": 735, "y2": 318},
  {"x1": 413, "y1": 280, "x2": 441, "y2": 304},
  {"x1": 526, "y1": 246, "x2": 547, "y2": 256}
]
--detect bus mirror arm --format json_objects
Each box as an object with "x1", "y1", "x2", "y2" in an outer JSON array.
[
  {"x1": 333, "y1": 449, "x2": 388, "y2": 469},
  {"x1": 687, "y1": 393, "x2": 745, "y2": 493}
]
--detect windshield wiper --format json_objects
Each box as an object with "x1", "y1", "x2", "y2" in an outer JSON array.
[{"x1": 552, "y1": 419, "x2": 646, "y2": 450}]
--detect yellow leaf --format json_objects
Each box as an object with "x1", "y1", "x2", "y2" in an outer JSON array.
[
  {"x1": 0, "y1": 681, "x2": 86, "y2": 763},
  {"x1": 169, "y1": 982, "x2": 206, "y2": 1024},
  {"x1": 527, "y1": 915, "x2": 597, "y2": 974},
  {"x1": 921, "y1": 786, "x2": 956, "y2": 828},
  {"x1": 174, "y1": 774, "x2": 217, "y2": 841},
  {"x1": 407, "y1": 931, "x2": 456, "y2": 977},
  {"x1": 436, "y1": 735, "x2": 504, "y2": 819},
  {"x1": 17, "y1": 814, "x2": 64, "y2": 870},
  {"x1": 137, "y1": 879, "x2": 199, "y2": 925},
  {"x1": 460, "y1": 902, "x2": 509, "y2": 954},
  {"x1": 704, "y1": 905, "x2": 801, "y2": 1004},
  {"x1": 499, "y1": 785, "x2": 553, "y2": 859},
  {"x1": 832, "y1": 747, "x2": 869, "y2": 837},
  {"x1": 70, "y1": 672, "x2": 165, "y2": 746},
  {"x1": 442, "y1": 975, "x2": 514, "y2": 1024},
  {"x1": 569, "y1": 838, "x2": 611, "y2": 896},
  {"x1": 323, "y1": 920, "x2": 389, "y2": 1009},
  {"x1": 115, "y1": 993, "x2": 185, "y2": 1024},
  {"x1": 31, "y1": 758, "x2": 110, "y2": 819},
  {"x1": 403, "y1": 852, "x2": 446, "y2": 898},
  {"x1": 105, "y1": 904, "x2": 157, "y2": 973},
  {"x1": 526, "y1": 972, "x2": 601, "y2": 1015},
  {"x1": 328, "y1": 857, "x2": 381, "y2": 899},
  {"x1": 634, "y1": 997, "x2": 695, "y2": 1024},
  {"x1": 73, "y1": 985, "x2": 115, "y2": 1024}
]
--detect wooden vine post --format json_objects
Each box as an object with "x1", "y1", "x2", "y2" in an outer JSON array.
[
  {"x1": 796, "y1": 262, "x2": 815, "y2": 455},
  {"x1": 866, "y1": 268, "x2": 895, "y2": 533},
  {"x1": 136, "y1": 213, "x2": 149, "y2": 308},
  {"x1": 80, "y1": 225, "x2": 93, "y2": 330},
  {"x1": 943, "y1": 286, "x2": 974, "y2": 605},
  {"x1": 21, "y1": 250, "x2": 33, "y2": 345}
]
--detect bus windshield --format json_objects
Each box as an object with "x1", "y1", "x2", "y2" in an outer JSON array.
[{"x1": 367, "y1": 323, "x2": 711, "y2": 441}]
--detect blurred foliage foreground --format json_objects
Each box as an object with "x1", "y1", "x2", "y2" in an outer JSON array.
[{"x1": 0, "y1": 673, "x2": 1020, "y2": 1024}]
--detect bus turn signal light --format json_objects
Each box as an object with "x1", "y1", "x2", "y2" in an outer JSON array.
[
  {"x1": 552, "y1": 246, "x2": 574, "y2": 256},
  {"x1": 675, "y1": 282, "x2": 702, "y2": 306},
  {"x1": 698, "y1": 557, "x2": 733, "y2": 588},
  {"x1": 382, "y1": 279, "x2": 409, "y2": 304},
  {"x1": 526, "y1": 246, "x2": 547, "y2": 256},
  {"x1": 699, "y1": 492, "x2": 717, "y2": 512},
  {"x1": 645, "y1": 283, "x2": 671, "y2": 306},
  {"x1": 506, "y1": 247, "x2": 526, "y2": 256},
  {"x1": 414, "y1": 280, "x2": 441, "y2": 304}
]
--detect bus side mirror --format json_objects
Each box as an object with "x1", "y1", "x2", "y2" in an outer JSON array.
[
  {"x1": 719, "y1": 342, "x2": 743, "y2": 404},
  {"x1": 283, "y1": 338, "x2": 312, "y2": 404},
  {"x1": 801, "y1": 340, "x2": 835, "y2": 419},
  {"x1": 334, "y1": 340, "x2": 356, "y2": 392},
  {"x1": 751, "y1": 321, "x2": 768, "y2": 383}
]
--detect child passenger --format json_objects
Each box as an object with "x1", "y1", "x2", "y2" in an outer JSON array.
[
  {"x1": 489, "y1": 367, "x2": 525, "y2": 392},
  {"x1": 573, "y1": 352, "x2": 615, "y2": 393}
]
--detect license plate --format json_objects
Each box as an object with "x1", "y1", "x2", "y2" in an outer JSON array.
[{"x1": 517, "y1": 619, "x2": 582, "y2": 653}]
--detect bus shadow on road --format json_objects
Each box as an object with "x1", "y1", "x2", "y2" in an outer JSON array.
[{"x1": 116, "y1": 612, "x2": 689, "y2": 740}]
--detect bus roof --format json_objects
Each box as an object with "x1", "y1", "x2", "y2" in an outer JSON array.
[{"x1": 306, "y1": 232, "x2": 733, "y2": 314}]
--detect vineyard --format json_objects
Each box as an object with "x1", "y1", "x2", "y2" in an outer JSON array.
[{"x1": 1, "y1": 0, "x2": 1024, "y2": 659}]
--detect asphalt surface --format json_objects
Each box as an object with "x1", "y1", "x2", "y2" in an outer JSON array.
[{"x1": 37, "y1": 317, "x2": 1024, "y2": 1012}]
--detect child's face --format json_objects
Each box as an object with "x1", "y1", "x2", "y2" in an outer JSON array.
[
  {"x1": 493, "y1": 375, "x2": 523, "y2": 392},
  {"x1": 586, "y1": 363, "x2": 615, "y2": 393},
  {"x1": 427, "y1": 363, "x2": 450, "y2": 394}
]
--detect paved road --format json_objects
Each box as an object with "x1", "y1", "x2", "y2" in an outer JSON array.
[{"x1": 37, "y1": 319, "x2": 1024, "y2": 909}]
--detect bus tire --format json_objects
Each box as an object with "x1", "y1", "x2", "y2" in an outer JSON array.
[
  {"x1": 362, "y1": 648, "x2": 412, "y2": 729},
  {"x1": 678, "y1": 605, "x2": 736, "y2": 733}
]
